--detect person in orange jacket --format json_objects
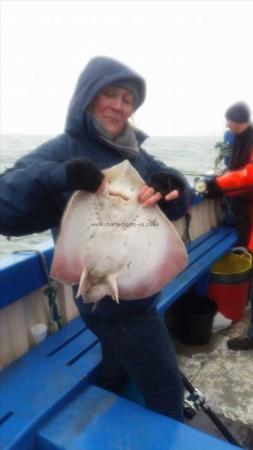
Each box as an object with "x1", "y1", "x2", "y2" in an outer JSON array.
[{"x1": 206, "y1": 101, "x2": 253, "y2": 350}]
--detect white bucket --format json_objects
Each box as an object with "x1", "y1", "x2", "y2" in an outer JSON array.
[{"x1": 30, "y1": 322, "x2": 48, "y2": 344}]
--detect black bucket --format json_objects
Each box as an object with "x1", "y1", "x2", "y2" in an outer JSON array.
[{"x1": 172, "y1": 294, "x2": 217, "y2": 345}]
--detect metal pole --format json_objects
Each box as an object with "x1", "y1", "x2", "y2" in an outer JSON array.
[{"x1": 181, "y1": 372, "x2": 243, "y2": 448}]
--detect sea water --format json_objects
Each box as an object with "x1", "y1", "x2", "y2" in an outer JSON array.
[{"x1": 0, "y1": 134, "x2": 219, "y2": 255}]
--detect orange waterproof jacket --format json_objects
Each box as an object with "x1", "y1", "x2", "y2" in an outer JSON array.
[{"x1": 216, "y1": 145, "x2": 253, "y2": 251}]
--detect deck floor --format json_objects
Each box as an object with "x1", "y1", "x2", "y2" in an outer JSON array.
[{"x1": 166, "y1": 306, "x2": 253, "y2": 450}]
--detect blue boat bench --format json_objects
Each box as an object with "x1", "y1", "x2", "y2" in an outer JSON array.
[{"x1": 0, "y1": 225, "x2": 240, "y2": 450}]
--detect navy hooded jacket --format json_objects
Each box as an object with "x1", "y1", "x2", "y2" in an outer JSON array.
[{"x1": 0, "y1": 56, "x2": 190, "y2": 319}]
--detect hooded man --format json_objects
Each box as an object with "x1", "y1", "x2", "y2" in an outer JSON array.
[{"x1": 205, "y1": 101, "x2": 253, "y2": 351}]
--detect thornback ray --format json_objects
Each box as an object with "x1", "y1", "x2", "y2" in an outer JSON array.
[{"x1": 51, "y1": 160, "x2": 188, "y2": 304}]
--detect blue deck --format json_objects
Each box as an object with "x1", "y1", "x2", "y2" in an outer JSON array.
[
  {"x1": 38, "y1": 385, "x2": 240, "y2": 450},
  {"x1": 0, "y1": 225, "x2": 240, "y2": 450}
]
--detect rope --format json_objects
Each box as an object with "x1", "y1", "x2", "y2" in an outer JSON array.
[
  {"x1": 182, "y1": 212, "x2": 192, "y2": 244},
  {"x1": 14, "y1": 250, "x2": 62, "y2": 330}
]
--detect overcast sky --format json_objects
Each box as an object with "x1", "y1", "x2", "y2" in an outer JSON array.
[{"x1": 1, "y1": 0, "x2": 253, "y2": 136}]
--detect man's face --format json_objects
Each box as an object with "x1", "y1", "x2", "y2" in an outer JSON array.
[
  {"x1": 226, "y1": 120, "x2": 249, "y2": 135},
  {"x1": 226, "y1": 120, "x2": 240, "y2": 134},
  {"x1": 91, "y1": 86, "x2": 134, "y2": 138}
]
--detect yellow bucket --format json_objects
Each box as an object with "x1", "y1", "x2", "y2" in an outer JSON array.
[
  {"x1": 208, "y1": 247, "x2": 252, "y2": 320},
  {"x1": 211, "y1": 247, "x2": 252, "y2": 278}
]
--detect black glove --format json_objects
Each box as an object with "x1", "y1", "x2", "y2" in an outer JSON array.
[
  {"x1": 204, "y1": 178, "x2": 223, "y2": 199},
  {"x1": 147, "y1": 169, "x2": 191, "y2": 221},
  {"x1": 66, "y1": 157, "x2": 105, "y2": 192},
  {"x1": 147, "y1": 169, "x2": 188, "y2": 197}
]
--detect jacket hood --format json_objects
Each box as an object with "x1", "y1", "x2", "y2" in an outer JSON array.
[{"x1": 65, "y1": 56, "x2": 146, "y2": 136}]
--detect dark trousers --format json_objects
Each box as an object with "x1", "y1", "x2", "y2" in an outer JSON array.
[
  {"x1": 77, "y1": 305, "x2": 184, "y2": 422},
  {"x1": 248, "y1": 273, "x2": 253, "y2": 340}
]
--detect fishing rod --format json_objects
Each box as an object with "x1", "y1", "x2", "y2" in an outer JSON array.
[
  {"x1": 194, "y1": 177, "x2": 253, "y2": 196},
  {"x1": 181, "y1": 371, "x2": 244, "y2": 448}
]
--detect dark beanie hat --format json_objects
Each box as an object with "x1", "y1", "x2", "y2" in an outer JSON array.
[{"x1": 225, "y1": 101, "x2": 251, "y2": 123}]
